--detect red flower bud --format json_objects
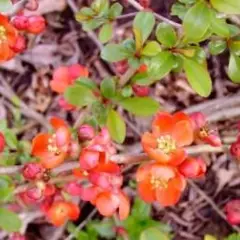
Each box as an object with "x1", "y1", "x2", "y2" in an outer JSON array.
[
  {"x1": 139, "y1": 0, "x2": 151, "y2": 8},
  {"x1": 137, "y1": 64, "x2": 148, "y2": 74},
  {"x1": 64, "y1": 181, "x2": 83, "y2": 196},
  {"x1": 114, "y1": 60, "x2": 128, "y2": 74},
  {"x1": 11, "y1": 35, "x2": 26, "y2": 53},
  {"x1": 132, "y1": 84, "x2": 150, "y2": 97},
  {"x1": 178, "y1": 157, "x2": 206, "y2": 178},
  {"x1": 0, "y1": 132, "x2": 5, "y2": 153},
  {"x1": 79, "y1": 149, "x2": 99, "y2": 170},
  {"x1": 27, "y1": 15, "x2": 46, "y2": 34},
  {"x1": 230, "y1": 141, "x2": 240, "y2": 159},
  {"x1": 58, "y1": 96, "x2": 75, "y2": 111},
  {"x1": 25, "y1": 0, "x2": 39, "y2": 11},
  {"x1": 9, "y1": 233, "x2": 27, "y2": 240},
  {"x1": 68, "y1": 64, "x2": 89, "y2": 83},
  {"x1": 78, "y1": 124, "x2": 95, "y2": 141},
  {"x1": 12, "y1": 16, "x2": 29, "y2": 30},
  {"x1": 225, "y1": 200, "x2": 240, "y2": 225},
  {"x1": 22, "y1": 163, "x2": 44, "y2": 180},
  {"x1": 25, "y1": 187, "x2": 43, "y2": 201},
  {"x1": 44, "y1": 184, "x2": 56, "y2": 197}
]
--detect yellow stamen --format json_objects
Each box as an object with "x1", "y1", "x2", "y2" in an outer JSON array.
[
  {"x1": 157, "y1": 135, "x2": 176, "y2": 154},
  {"x1": 150, "y1": 175, "x2": 168, "y2": 189}
]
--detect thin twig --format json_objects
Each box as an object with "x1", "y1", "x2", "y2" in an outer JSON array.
[
  {"x1": 119, "y1": 68, "x2": 136, "y2": 87},
  {"x1": 188, "y1": 180, "x2": 240, "y2": 233},
  {"x1": 65, "y1": 208, "x2": 98, "y2": 240},
  {"x1": 127, "y1": 0, "x2": 181, "y2": 28}
]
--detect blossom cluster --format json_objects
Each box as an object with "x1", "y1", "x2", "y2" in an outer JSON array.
[{"x1": 137, "y1": 111, "x2": 222, "y2": 206}]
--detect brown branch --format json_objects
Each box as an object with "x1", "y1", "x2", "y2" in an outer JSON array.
[
  {"x1": 188, "y1": 180, "x2": 240, "y2": 233},
  {"x1": 127, "y1": 0, "x2": 182, "y2": 28}
]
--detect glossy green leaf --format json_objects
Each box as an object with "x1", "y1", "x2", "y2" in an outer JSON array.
[
  {"x1": 109, "y1": 3, "x2": 123, "y2": 19},
  {"x1": 0, "y1": 175, "x2": 13, "y2": 203},
  {"x1": 119, "y1": 97, "x2": 159, "y2": 116},
  {"x1": 229, "y1": 41, "x2": 240, "y2": 56},
  {"x1": 76, "y1": 77, "x2": 98, "y2": 90},
  {"x1": 210, "y1": 0, "x2": 240, "y2": 14},
  {"x1": 4, "y1": 130, "x2": 18, "y2": 150},
  {"x1": 132, "y1": 198, "x2": 151, "y2": 219},
  {"x1": 0, "y1": 208, "x2": 21, "y2": 232},
  {"x1": 228, "y1": 24, "x2": 240, "y2": 37},
  {"x1": 99, "y1": 23, "x2": 113, "y2": 43},
  {"x1": 208, "y1": 40, "x2": 226, "y2": 55},
  {"x1": 64, "y1": 85, "x2": 97, "y2": 107},
  {"x1": 210, "y1": 10, "x2": 230, "y2": 38},
  {"x1": 101, "y1": 44, "x2": 131, "y2": 62},
  {"x1": 90, "y1": 219, "x2": 115, "y2": 239},
  {"x1": 82, "y1": 19, "x2": 105, "y2": 31},
  {"x1": 225, "y1": 233, "x2": 240, "y2": 240},
  {"x1": 107, "y1": 109, "x2": 126, "y2": 143},
  {"x1": 91, "y1": 102, "x2": 108, "y2": 126},
  {"x1": 0, "y1": 0, "x2": 13, "y2": 13},
  {"x1": 133, "y1": 11, "x2": 155, "y2": 44},
  {"x1": 171, "y1": 3, "x2": 188, "y2": 20},
  {"x1": 228, "y1": 53, "x2": 240, "y2": 83},
  {"x1": 133, "y1": 52, "x2": 175, "y2": 85},
  {"x1": 183, "y1": 57, "x2": 212, "y2": 97},
  {"x1": 156, "y1": 22, "x2": 177, "y2": 47},
  {"x1": 140, "y1": 227, "x2": 169, "y2": 240},
  {"x1": 121, "y1": 85, "x2": 133, "y2": 98},
  {"x1": 100, "y1": 78, "x2": 116, "y2": 98},
  {"x1": 75, "y1": 7, "x2": 95, "y2": 21},
  {"x1": 91, "y1": 0, "x2": 109, "y2": 14},
  {"x1": 183, "y1": 1, "x2": 211, "y2": 42},
  {"x1": 141, "y1": 41, "x2": 161, "y2": 56}
]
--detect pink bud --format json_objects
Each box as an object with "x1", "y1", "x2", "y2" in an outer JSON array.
[
  {"x1": 79, "y1": 149, "x2": 99, "y2": 170},
  {"x1": 25, "y1": 187, "x2": 43, "y2": 201},
  {"x1": 225, "y1": 200, "x2": 240, "y2": 225},
  {"x1": 9, "y1": 233, "x2": 27, "y2": 240},
  {"x1": 12, "y1": 16, "x2": 29, "y2": 30},
  {"x1": 58, "y1": 96, "x2": 75, "y2": 111},
  {"x1": 27, "y1": 15, "x2": 46, "y2": 34},
  {"x1": 189, "y1": 112, "x2": 206, "y2": 130},
  {"x1": 78, "y1": 124, "x2": 95, "y2": 141},
  {"x1": 69, "y1": 141, "x2": 80, "y2": 159},
  {"x1": 0, "y1": 132, "x2": 5, "y2": 153},
  {"x1": 230, "y1": 141, "x2": 240, "y2": 159},
  {"x1": 68, "y1": 64, "x2": 88, "y2": 83},
  {"x1": 132, "y1": 84, "x2": 150, "y2": 97},
  {"x1": 22, "y1": 163, "x2": 44, "y2": 180},
  {"x1": 65, "y1": 181, "x2": 83, "y2": 196},
  {"x1": 11, "y1": 35, "x2": 26, "y2": 53}
]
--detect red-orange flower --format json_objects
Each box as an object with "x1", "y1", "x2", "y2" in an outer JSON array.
[
  {"x1": 190, "y1": 112, "x2": 222, "y2": 147},
  {"x1": 31, "y1": 117, "x2": 70, "y2": 169},
  {"x1": 94, "y1": 190, "x2": 130, "y2": 220},
  {"x1": 142, "y1": 112, "x2": 194, "y2": 166},
  {"x1": 47, "y1": 201, "x2": 80, "y2": 226},
  {"x1": 0, "y1": 14, "x2": 18, "y2": 61},
  {"x1": 136, "y1": 162, "x2": 186, "y2": 206},
  {"x1": 50, "y1": 64, "x2": 89, "y2": 94}
]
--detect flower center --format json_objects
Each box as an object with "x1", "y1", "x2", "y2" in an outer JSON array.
[
  {"x1": 47, "y1": 134, "x2": 61, "y2": 155},
  {"x1": 157, "y1": 135, "x2": 176, "y2": 154},
  {"x1": 199, "y1": 125, "x2": 209, "y2": 138},
  {"x1": 0, "y1": 26, "x2": 6, "y2": 41},
  {"x1": 150, "y1": 175, "x2": 168, "y2": 189}
]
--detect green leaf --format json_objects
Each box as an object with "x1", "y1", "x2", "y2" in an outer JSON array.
[
  {"x1": 228, "y1": 24, "x2": 240, "y2": 37},
  {"x1": 107, "y1": 109, "x2": 126, "y2": 143},
  {"x1": 210, "y1": 0, "x2": 240, "y2": 14},
  {"x1": 179, "y1": 0, "x2": 196, "y2": 4},
  {"x1": 100, "y1": 78, "x2": 116, "y2": 98},
  {"x1": 183, "y1": 1, "x2": 211, "y2": 42},
  {"x1": 229, "y1": 41, "x2": 240, "y2": 56},
  {"x1": 228, "y1": 53, "x2": 240, "y2": 83},
  {"x1": 91, "y1": 0, "x2": 109, "y2": 14},
  {"x1": 141, "y1": 41, "x2": 161, "y2": 56},
  {"x1": 156, "y1": 22, "x2": 177, "y2": 47},
  {"x1": 132, "y1": 198, "x2": 151, "y2": 219},
  {"x1": 171, "y1": 3, "x2": 188, "y2": 20},
  {"x1": 225, "y1": 233, "x2": 240, "y2": 240},
  {"x1": 121, "y1": 85, "x2": 133, "y2": 98},
  {"x1": 140, "y1": 227, "x2": 169, "y2": 240},
  {"x1": 75, "y1": 7, "x2": 95, "y2": 21},
  {"x1": 0, "y1": 175, "x2": 14, "y2": 203},
  {"x1": 133, "y1": 52, "x2": 175, "y2": 85},
  {"x1": 109, "y1": 3, "x2": 123, "y2": 19},
  {"x1": 204, "y1": 235, "x2": 217, "y2": 240},
  {"x1": 208, "y1": 39, "x2": 226, "y2": 55},
  {"x1": 101, "y1": 43, "x2": 131, "y2": 62},
  {"x1": 0, "y1": 208, "x2": 21, "y2": 232},
  {"x1": 0, "y1": 0, "x2": 13, "y2": 13},
  {"x1": 64, "y1": 85, "x2": 97, "y2": 107},
  {"x1": 91, "y1": 102, "x2": 108, "y2": 126},
  {"x1": 76, "y1": 77, "x2": 98, "y2": 90},
  {"x1": 82, "y1": 19, "x2": 105, "y2": 31},
  {"x1": 183, "y1": 57, "x2": 212, "y2": 97},
  {"x1": 99, "y1": 23, "x2": 113, "y2": 43},
  {"x1": 90, "y1": 219, "x2": 115, "y2": 239},
  {"x1": 133, "y1": 11, "x2": 155, "y2": 45},
  {"x1": 4, "y1": 130, "x2": 18, "y2": 150},
  {"x1": 119, "y1": 97, "x2": 159, "y2": 116},
  {"x1": 210, "y1": 10, "x2": 230, "y2": 38}
]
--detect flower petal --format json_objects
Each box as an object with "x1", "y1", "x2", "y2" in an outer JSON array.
[
  {"x1": 40, "y1": 152, "x2": 66, "y2": 169},
  {"x1": 152, "y1": 112, "x2": 174, "y2": 136},
  {"x1": 31, "y1": 133, "x2": 51, "y2": 158},
  {"x1": 137, "y1": 178, "x2": 156, "y2": 203},
  {"x1": 168, "y1": 148, "x2": 186, "y2": 166},
  {"x1": 172, "y1": 120, "x2": 194, "y2": 147},
  {"x1": 151, "y1": 164, "x2": 176, "y2": 181},
  {"x1": 50, "y1": 117, "x2": 68, "y2": 130},
  {"x1": 118, "y1": 192, "x2": 130, "y2": 220}
]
